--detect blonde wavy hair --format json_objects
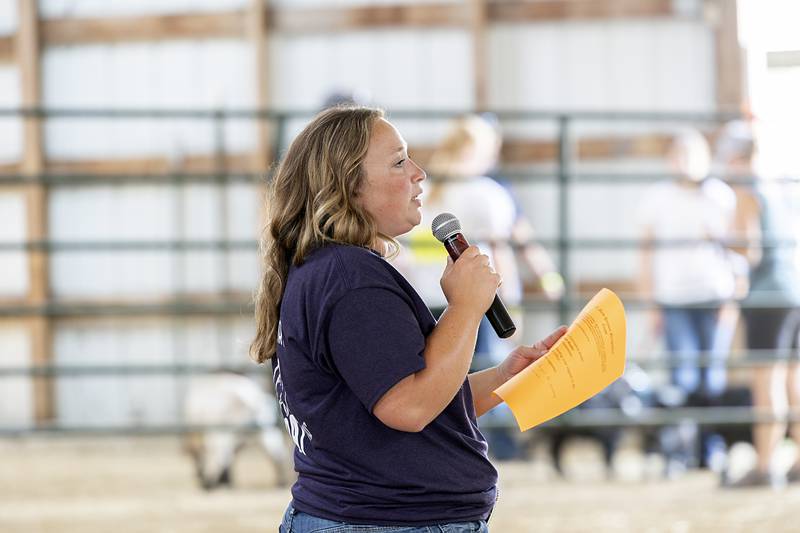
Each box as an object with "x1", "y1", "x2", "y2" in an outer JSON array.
[
  {"x1": 250, "y1": 106, "x2": 395, "y2": 363},
  {"x1": 426, "y1": 115, "x2": 501, "y2": 203}
]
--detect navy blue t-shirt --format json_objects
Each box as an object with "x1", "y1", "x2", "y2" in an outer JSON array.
[{"x1": 272, "y1": 244, "x2": 497, "y2": 525}]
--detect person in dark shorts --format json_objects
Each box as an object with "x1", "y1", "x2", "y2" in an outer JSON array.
[{"x1": 717, "y1": 120, "x2": 800, "y2": 488}]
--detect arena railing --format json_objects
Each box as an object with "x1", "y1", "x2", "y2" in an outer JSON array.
[{"x1": 3, "y1": 106, "x2": 800, "y2": 436}]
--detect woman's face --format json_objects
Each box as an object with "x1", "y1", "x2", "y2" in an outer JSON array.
[{"x1": 359, "y1": 118, "x2": 426, "y2": 238}]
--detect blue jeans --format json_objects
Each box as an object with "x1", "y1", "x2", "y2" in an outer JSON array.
[
  {"x1": 662, "y1": 305, "x2": 727, "y2": 398},
  {"x1": 662, "y1": 305, "x2": 728, "y2": 468},
  {"x1": 279, "y1": 505, "x2": 489, "y2": 533}
]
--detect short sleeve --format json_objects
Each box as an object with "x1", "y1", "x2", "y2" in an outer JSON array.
[
  {"x1": 486, "y1": 186, "x2": 516, "y2": 239},
  {"x1": 462, "y1": 178, "x2": 516, "y2": 240},
  {"x1": 326, "y1": 287, "x2": 427, "y2": 412},
  {"x1": 636, "y1": 183, "x2": 663, "y2": 230},
  {"x1": 704, "y1": 178, "x2": 736, "y2": 217}
]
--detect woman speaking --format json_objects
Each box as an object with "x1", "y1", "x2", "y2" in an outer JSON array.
[{"x1": 251, "y1": 106, "x2": 565, "y2": 531}]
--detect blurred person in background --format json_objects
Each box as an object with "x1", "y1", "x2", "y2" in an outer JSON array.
[
  {"x1": 251, "y1": 106, "x2": 566, "y2": 531},
  {"x1": 637, "y1": 128, "x2": 738, "y2": 473},
  {"x1": 320, "y1": 88, "x2": 371, "y2": 110},
  {"x1": 716, "y1": 120, "x2": 800, "y2": 488},
  {"x1": 398, "y1": 114, "x2": 564, "y2": 459}
]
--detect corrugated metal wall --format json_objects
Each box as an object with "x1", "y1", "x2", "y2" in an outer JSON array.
[
  {"x1": 489, "y1": 20, "x2": 714, "y2": 112},
  {"x1": 0, "y1": 0, "x2": 720, "y2": 427}
]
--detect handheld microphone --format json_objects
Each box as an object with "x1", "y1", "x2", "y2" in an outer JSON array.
[{"x1": 431, "y1": 212, "x2": 517, "y2": 339}]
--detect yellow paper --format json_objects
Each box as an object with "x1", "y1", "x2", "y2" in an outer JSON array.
[{"x1": 494, "y1": 288, "x2": 627, "y2": 431}]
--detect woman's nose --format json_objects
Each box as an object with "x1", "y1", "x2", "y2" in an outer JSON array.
[{"x1": 411, "y1": 160, "x2": 426, "y2": 181}]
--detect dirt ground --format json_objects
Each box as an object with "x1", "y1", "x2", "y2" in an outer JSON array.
[{"x1": 2, "y1": 436, "x2": 800, "y2": 533}]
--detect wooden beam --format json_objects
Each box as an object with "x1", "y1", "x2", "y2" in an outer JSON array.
[
  {"x1": 526, "y1": 279, "x2": 638, "y2": 300},
  {"x1": 0, "y1": 295, "x2": 254, "y2": 320},
  {"x1": 19, "y1": 7, "x2": 43, "y2": 176},
  {"x1": 33, "y1": 133, "x2": 675, "y2": 177},
  {"x1": 0, "y1": 161, "x2": 20, "y2": 173},
  {"x1": 18, "y1": 0, "x2": 53, "y2": 423},
  {"x1": 576, "y1": 133, "x2": 673, "y2": 160},
  {"x1": 249, "y1": 0, "x2": 271, "y2": 170},
  {"x1": 499, "y1": 133, "x2": 673, "y2": 164},
  {"x1": 45, "y1": 153, "x2": 257, "y2": 175},
  {"x1": 42, "y1": 11, "x2": 247, "y2": 46},
  {"x1": 42, "y1": 5, "x2": 466, "y2": 45},
  {"x1": 0, "y1": 296, "x2": 29, "y2": 306},
  {"x1": 711, "y1": 0, "x2": 745, "y2": 111},
  {"x1": 489, "y1": 0, "x2": 675, "y2": 22},
  {"x1": 249, "y1": 0, "x2": 272, "y2": 247},
  {"x1": 469, "y1": 0, "x2": 490, "y2": 110},
  {"x1": 269, "y1": 3, "x2": 467, "y2": 33},
  {"x1": 24, "y1": 187, "x2": 48, "y2": 297},
  {"x1": 573, "y1": 279, "x2": 638, "y2": 296},
  {"x1": 411, "y1": 132, "x2": 672, "y2": 165},
  {"x1": 27, "y1": 315, "x2": 52, "y2": 418},
  {"x1": 30, "y1": 1, "x2": 687, "y2": 46},
  {"x1": 18, "y1": 0, "x2": 46, "y2": 287},
  {"x1": 0, "y1": 35, "x2": 13, "y2": 63}
]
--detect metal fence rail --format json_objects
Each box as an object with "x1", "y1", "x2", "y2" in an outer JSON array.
[
  {"x1": 3, "y1": 408, "x2": 799, "y2": 438},
  {"x1": 5, "y1": 106, "x2": 800, "y2": 438},
  {"x1": 0, "y1": 346, "x2": 797, "y2": 379}
]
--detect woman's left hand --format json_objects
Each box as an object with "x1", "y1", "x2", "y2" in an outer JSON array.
[{"x1": 496, "y1": 326, "x2": 568, "y2": 383}]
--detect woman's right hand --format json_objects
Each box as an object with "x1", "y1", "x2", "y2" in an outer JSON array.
[{"x1": 440, "y1": 246, "x2": 501, "y2": 314}]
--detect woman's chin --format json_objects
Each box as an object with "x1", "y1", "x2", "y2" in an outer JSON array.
[{"x1": 396, "y1": 222, "x2": 418, "y2": 237}]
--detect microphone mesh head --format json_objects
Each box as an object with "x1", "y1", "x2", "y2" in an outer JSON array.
[{"x1": 431, "y1": 213, "x2": 461, "y2": 242}]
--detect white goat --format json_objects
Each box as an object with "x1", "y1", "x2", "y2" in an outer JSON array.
[{"x1": 183, "y1": 372, "x2": 292, "y2": 490}]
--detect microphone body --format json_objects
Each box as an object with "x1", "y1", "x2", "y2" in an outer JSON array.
[{"x1": 440, "y1": 231, "x2": 517, "y2": 339}]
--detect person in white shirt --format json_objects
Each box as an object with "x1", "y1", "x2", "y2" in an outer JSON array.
[
  {"x1": 638, "y1": 128, "x2": 737, "y2": 470},
  {"x1": 397, "y1": 114, "x2": 563, "y2": 459}
]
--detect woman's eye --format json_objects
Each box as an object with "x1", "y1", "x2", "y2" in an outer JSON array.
[{"x1": 394, "y1": 159, "x2": 406, "y2": 168}]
